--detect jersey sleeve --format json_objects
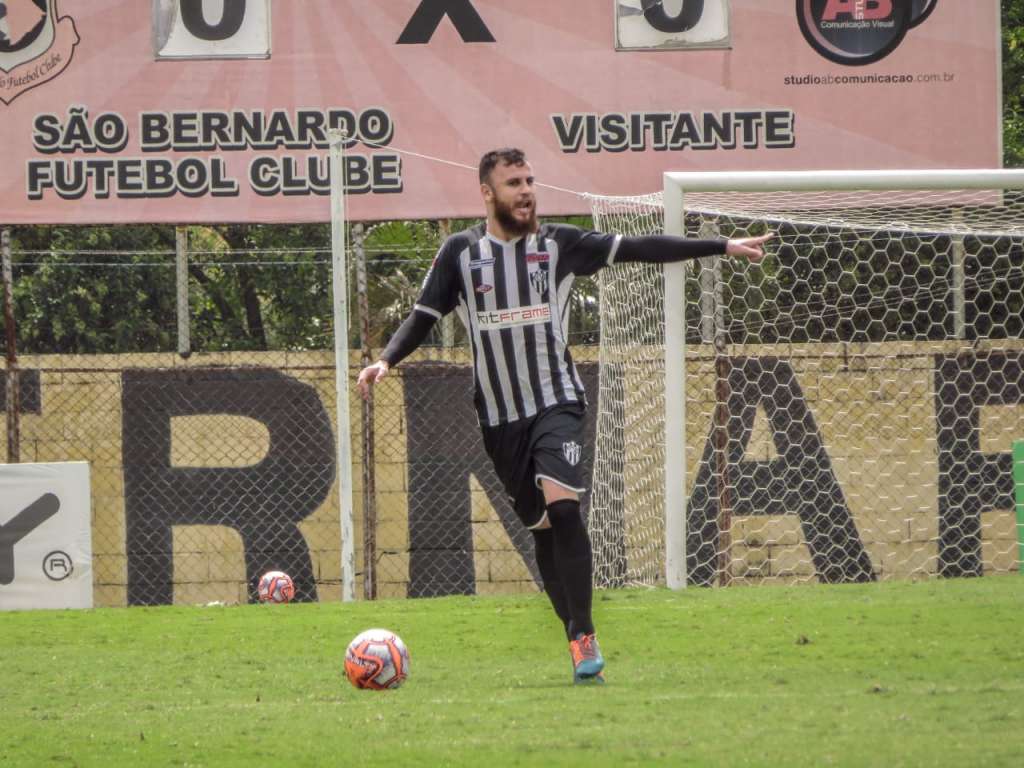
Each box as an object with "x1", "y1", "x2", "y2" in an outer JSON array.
[
  {"x1": 551, "y1": 224, "x2": 622, "y2": 277},
  {"x1": 414, "y1": 236, "x2": 462, "y2": 318}
]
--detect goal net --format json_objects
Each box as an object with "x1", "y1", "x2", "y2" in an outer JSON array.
[{"x1": 588, "y1": 170, "x2": 1024, "y2": 588}]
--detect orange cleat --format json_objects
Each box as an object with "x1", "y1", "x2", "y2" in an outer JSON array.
[{"x1": 569, "y1": 632, "x2": 605, "y2": 684}]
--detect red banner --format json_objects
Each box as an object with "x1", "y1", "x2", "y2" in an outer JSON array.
[{"x1": 0, "y1": 1, "x2": 1003, "y2": 224}]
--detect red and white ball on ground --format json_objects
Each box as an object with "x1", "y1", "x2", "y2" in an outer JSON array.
[
  {"x1": 257, "y1": 570, "x2": 295, "y2": 603},
  {"x1": 344, "y1": 629, "x2": 410, "y2": 690}
]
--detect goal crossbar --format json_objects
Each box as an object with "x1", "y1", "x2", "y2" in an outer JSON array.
[{"x1": 665, "y1": 169, "x2": 1024, "y2": 193}]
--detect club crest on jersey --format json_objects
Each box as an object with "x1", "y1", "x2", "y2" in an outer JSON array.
[
  {"x1": 0, "y1": 0, "x2": 80, "y2": 106},
  {"x1": 529, "y1": 268, "x2": 549, "y2": 295},
  {"x1": 562, "y1": 441, "x2": 581, "y2": 467}
]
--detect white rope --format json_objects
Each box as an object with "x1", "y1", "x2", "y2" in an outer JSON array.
[{"x1": 355, "y1": 137, "x2": 588, "y2": 198}]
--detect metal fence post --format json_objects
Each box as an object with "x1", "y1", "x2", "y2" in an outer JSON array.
[
  {"x1": 2, "y1": 227, "x2": 19, "y2": 464},
  {"x1": 439, "y1": 219, "x2": 455, "y2": 348},
  {"x1": 329, "y1": 129, "x2": 356, "y2": 602},
  {"x1": 176, "y1": 226, "x2": 191, "y2": 357},
  {"x1": 354, "y1": 222, "x2": 378, "y2": 599}
]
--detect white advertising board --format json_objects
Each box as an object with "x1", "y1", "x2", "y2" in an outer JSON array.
[{"x1": 0, "y1": 462, "x2": 93, "y2": 610}]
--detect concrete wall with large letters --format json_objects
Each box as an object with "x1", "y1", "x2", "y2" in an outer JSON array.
[
  {"x1": 682, "y1": 342, "x2": 1023, "y2": 584},
  {"x1": 2, "y1": 352, "x2": 344, "y2": 606},
  {"x1": 0, "y1": 348, "x2": 589, "y2": 606},
  {"x1": 1, "y1": 341, "x2": 1020, "y2": 606}
]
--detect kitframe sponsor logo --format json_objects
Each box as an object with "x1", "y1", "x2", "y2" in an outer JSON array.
[
  {"x1": 0, "y1": 0, "x2": 78, "y2": 105},
  {"x1": 796, "y1": 0, "x2": 937, "y2": 67},
  {"x1": 476, "y1": 304, "x2": 551, "y2": 330}
]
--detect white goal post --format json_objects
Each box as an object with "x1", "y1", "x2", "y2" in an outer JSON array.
[{"x1": 589, "y1": 169, "x2": 1024, "y2": 590}]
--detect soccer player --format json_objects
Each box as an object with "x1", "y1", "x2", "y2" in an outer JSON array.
[{"x1": 357, "y1": 148, "x2": 771, "y2": 684}]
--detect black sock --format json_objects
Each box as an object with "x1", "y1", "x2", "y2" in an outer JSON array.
[
  {"x1": 532, "y1": 528, "x2": 572, "y2": 639},
  {"x1": 546, "y1": 499, "x2": 595, "y2": 638}
]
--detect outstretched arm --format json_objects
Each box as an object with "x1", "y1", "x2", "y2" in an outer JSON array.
[
  {"x1": 356, "y1": 309, "x2": 438, "y2": 400},
  {"x1": 615, "y1": 233, "x2": 773, "y2": 265}
]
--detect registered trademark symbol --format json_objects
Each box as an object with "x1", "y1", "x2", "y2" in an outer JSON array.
[{"x1": 42, "y1": 550, "x2": 73, "y2": 581}]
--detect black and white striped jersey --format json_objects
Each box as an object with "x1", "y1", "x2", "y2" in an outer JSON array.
[{"x1": 414, "y1": 223, "x2": 621, "y2": 426}]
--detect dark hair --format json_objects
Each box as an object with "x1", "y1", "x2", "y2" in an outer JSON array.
[{"x1": 479, "y1": 148, "x2": 527, "y2": 184}]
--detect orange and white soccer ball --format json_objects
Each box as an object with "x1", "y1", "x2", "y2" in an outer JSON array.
[
  {"x1": 344, "y1": 628, "x2": 410, "y2": 690},
  {"x1": 257, "y1": 570, "x2": 295, "y2": 604}
]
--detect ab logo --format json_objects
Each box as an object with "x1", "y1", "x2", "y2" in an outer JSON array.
[
  {"x1": 0, "y1": 0, "x2": 78, "y2": 105},
  {"x1": 797, "y1": 0, "x2": 938, "y2": 66}
]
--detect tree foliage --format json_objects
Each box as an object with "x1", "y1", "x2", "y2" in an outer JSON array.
[
  {"x1": 8, "y1": 224, "x2": 178, "y2": 354},
  {"x1": 1004, "y1": 0, "x2": 1024, "y2": 167},
  {"x1": 5, "y1": 223, "x2": 337, "y2": 355}
]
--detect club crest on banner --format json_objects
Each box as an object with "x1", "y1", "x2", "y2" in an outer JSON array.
[{"x1": 0, "y1": 0, "x2": 78, "y2": 105}]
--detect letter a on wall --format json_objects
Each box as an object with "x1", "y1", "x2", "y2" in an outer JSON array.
[
  {"x1": 686, "y1": 357, "x2": 874, "y2": 586},
  {"x1": 153, "y1": 0, "x2": 270, "y2": 59}
]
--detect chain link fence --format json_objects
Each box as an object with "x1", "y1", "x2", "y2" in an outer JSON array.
[{"x1": 0, "y1": 220, "x2": 601, "y2": 606}]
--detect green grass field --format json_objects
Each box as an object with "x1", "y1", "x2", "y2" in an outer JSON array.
[{"x1": 3, "y1": 578, "x2": 1023, "y2": 767}]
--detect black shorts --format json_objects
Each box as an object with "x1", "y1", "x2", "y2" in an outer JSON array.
[{"x1": 481, "y1": 403, "x2": 586, "y2": 529}]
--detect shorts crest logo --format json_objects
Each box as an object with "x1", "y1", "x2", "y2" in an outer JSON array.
[
  {"x1": 562, "y1": 441, "x2": 581, "y2": 467},
  {"x1": 0, "y1": 0, "x2": 79, "y2": 106},
  {"x1": 796, "y1": 0, "x2": 937, "y2": 67}
]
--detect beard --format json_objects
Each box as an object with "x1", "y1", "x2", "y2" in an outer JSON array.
[{"x1": 494, "y1": 196, "x2": 537, "y2": 237}]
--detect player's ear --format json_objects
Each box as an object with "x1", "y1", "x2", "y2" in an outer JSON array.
[{"x1": 480, "y1": 182, "x2": 494, "y2": 203}]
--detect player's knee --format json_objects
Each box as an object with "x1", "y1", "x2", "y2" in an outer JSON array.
[
  {"x1": 529, "y1": 514, "x2": 552, "y2": 530},
  {"x1": 546, "y1": 499, "x2": 592, "y2": 562},
  {"x1": 540, "y1": 478, "x2": 578, "y2": 506},
  {"x1": 546, "y1": 498, "x2": 582, "y2": 531}
]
